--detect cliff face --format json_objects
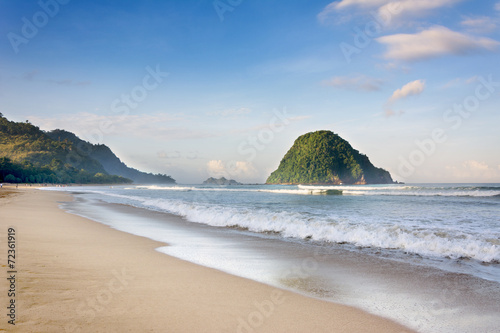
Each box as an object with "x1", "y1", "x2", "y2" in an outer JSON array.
[{"x1": 266, "y1": 131, "x2": 393, "y2": 185}]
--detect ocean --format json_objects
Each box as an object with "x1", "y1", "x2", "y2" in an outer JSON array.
[{"x1": 44, "y1": 183, "x2": 500, "y2": 333}]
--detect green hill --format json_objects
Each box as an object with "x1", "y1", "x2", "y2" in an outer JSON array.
[
  {"x1": 266, "y1": 130, "x2": 393, "y2": 185},
  {"x1": 0, "y1": 114, "x2": 174, "y2": 184},
  {"x1": 47, "y1": 130, "x2": 175, "y2": 184}
]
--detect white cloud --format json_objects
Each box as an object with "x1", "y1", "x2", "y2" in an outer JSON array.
[
  {"x1": 206, "y1": 160, "x2": 226, "y2": 176},
  {"x1": 322, "y1": 74, "x2": 383, "y2": 91},
  {"x1": 377, "y1": 26, "x2": 499, "y2": 62},
  {"x1": 465, "y1": 76, "x2": 479, "y2": 84},
  {"x1": 446, "y1": 160, "x2": 500, "y2": 181},
  {"x1": 461, "y1": 16, "x2": 497, "y2": 33},
  {"x1": 377, "y1": 0, "x2": 461, "y2": 20},
  {"x1": 318, "y1": 0, "x2": 462, "y2": 24},
  {"x1": 389, "y1": 79, "x2": 425, "y2": 102},
  {"x1": 206, "y1": 160, "x2": 258, "y2": 181},
  {"x1": 441, "y1": 78, "x2": 461, "y2": 89},
  {"x1": 317, "y1": 0, "x2": 386, "y2": 23},
  {"x1": 496, "y1": 2, "x2": 500, "y2": 11},
  {"x1": 441, "y1": 76, "x2": 479, "y2": 89},
  {"x1": 384, "y1": 108, "x2": 404, "y2": 117}
]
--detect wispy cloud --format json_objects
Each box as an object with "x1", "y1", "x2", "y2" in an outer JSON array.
[
  {"x1": 29, "y1": 112, "x2": 211, "y2": 142},
  {"x1": 157, "y1": 150, "x2": 182, "y2": 159},
  {"x1": 206, "y1": 107, "x2": 251, "y2": 118},
  {"x1": 322, "y1": 74, "x2": 384, "y2": 91},
  {"x1": 376, "y1": 26, "x2": 499, "y2": 62},
  {"x1": 377, "y1": 0, "x2": 461, "y2": 21},
  {"x1": 384, "y1": 79, "x2": 425, "y2": 117},
  {"x1": 461, "y1": 16, "x2": 497, "y2": 33},
  {"x1": 206, "y1": 160, "x2": 258, "y2": 180},
  {"x1": 446, "y1": 160, "x2": 500, "y2": 181},
  {"x1": 318, "y1": 0, "x2": 462, "y2": 25},
  {"x1": 48, "y1": 79, "x2": 91, "y2": 86},
  {"x1": 389, "y1": 79, "x2": 425, "y2": 102},
  {"x1": 496, "y1": 2, "x2": 500, "y2": 11},
  {"x1": 323, "y1": 0, "x2": 390, "y2": 11},
  {"x1": 317, "y1": 0, "x2": 386, "y2": 24},
  {"x1": 441, "y1": 76, "x2": 479, "y2": 89},
  {"x1": 23, "y1": 70, "x2": 39, "y2": 81},
  {"x1": 384, "y1": 109, "x2": 404, "y2": 118}
]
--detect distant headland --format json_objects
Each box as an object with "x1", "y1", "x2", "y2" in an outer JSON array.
[{"x1": 0, "y1": 114, "x2": 175, "y2": 184}]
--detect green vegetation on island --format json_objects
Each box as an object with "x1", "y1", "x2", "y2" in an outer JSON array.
[
  {"x1": 0, "y1": 114, "x2": 174, "y2": 184},
  {"x1": 266, "y1": 130, "x2": 394, "y2": 185},
  {"x1": 203, "y1": 177, "x2": 241, "y2": 185}
]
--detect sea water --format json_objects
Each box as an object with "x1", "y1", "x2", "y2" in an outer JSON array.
[{"x1": 43, "y1": 183, "x2": 500, "y2": 332}]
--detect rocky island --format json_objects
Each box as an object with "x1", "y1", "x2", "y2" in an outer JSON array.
[
  {"x1": 266, "y1": 130, "x2": 394, "y2": 185},
  {"x1": 203, "y1": 177, "x2": 242, "y2": 185}
]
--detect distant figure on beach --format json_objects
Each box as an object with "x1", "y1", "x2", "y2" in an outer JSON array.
[
  {"x1": 16, "y1": 184, "x2": 18, "y2": 189},
  {"x1": 0, "y1": 183, "x2": 2, "y2": 189}
]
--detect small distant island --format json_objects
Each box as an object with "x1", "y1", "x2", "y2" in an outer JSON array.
[
  {"x1": 203, "y1": 177, "x2": 242, "y2": 185},
  {"x1": 266, "y1": 130, "x2": 394, "y2": 185}
]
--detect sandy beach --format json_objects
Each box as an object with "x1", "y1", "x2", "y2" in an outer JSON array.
[{"x1": 0, "y1": 188, "x2": 414, "y2": 332}]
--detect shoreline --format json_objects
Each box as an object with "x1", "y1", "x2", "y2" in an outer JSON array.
[
  {"x1": 0, "y1": 189, "x2": 414, "y2": 332},
  {"x1": 57, "y1": 188, "x2": 500, "y2": 333}
]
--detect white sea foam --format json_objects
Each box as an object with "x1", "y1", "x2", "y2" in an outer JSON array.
[
  {"x1": 111, "y1": 194, "x2": 499, "y2": 263},
  {"x1": 298, "y1": 185, "x2": 500, "y2": 197},
  {"x1": 134, "y1": 185, "x2": 340, "y2": 195},
  {"x1": 341, "y1": 190, "x2": 500, "y2": 197},
  {"x1": 41, "y1": 185, "x2": 500, "y2": 263},
  {"x1": 131, "y1": 184, "x2": 500, "y2": 197}
]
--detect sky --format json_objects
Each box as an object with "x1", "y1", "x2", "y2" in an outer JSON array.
[{"x1": 1, "y1": 0, "x2": 500, "y2": 184}]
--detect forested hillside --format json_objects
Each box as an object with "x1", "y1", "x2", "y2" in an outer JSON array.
[
  {"x1": 0, "y1": 114, "x2": 129, "y2": 184},
  {"x1": 267, "y1": 130, "x2": 394, "y2": 185}
]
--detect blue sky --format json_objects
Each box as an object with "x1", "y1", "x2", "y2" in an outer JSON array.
[{"x1": 1, "y1": 0, "x2": 500, "y2": 183}]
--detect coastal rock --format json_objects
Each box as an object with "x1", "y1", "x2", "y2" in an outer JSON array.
[{"x1": 266, "y1": 130, "x2": 394, "y2": 185}]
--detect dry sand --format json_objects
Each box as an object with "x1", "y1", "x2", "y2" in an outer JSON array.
[{"x1": 0, "y1": 188, "x2": 414, "y2": 332}]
